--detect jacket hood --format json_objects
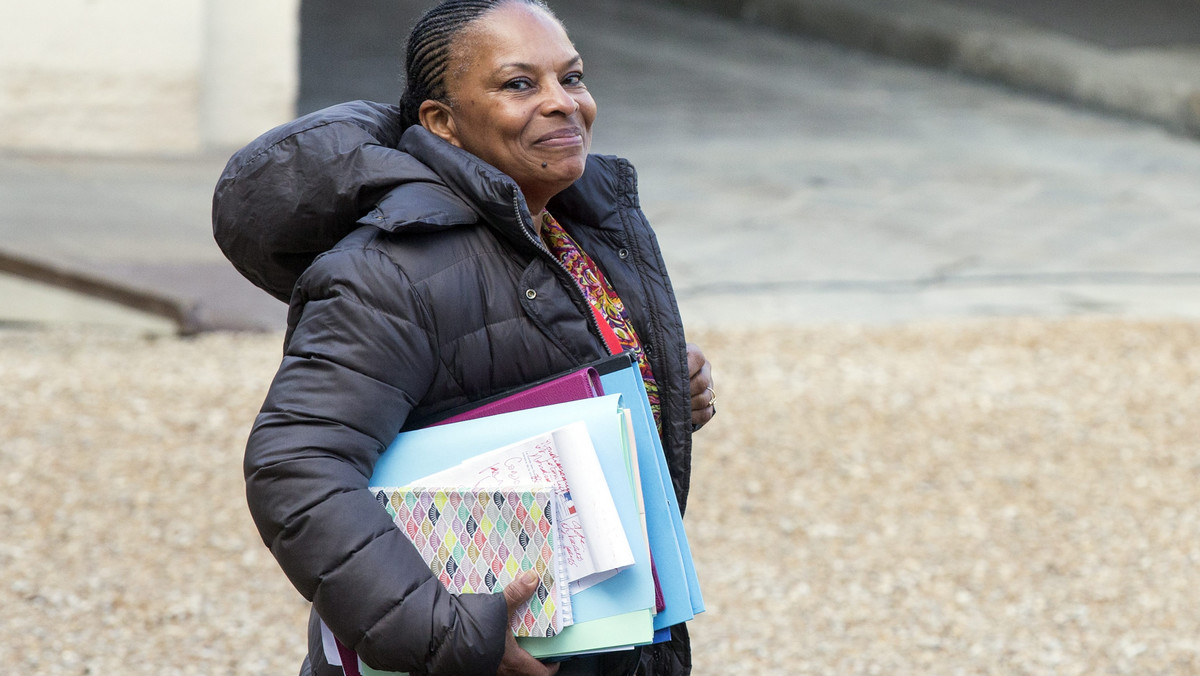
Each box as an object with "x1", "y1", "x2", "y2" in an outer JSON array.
[{"x1": 213, "y1": 101, "x2": 489, "y2": 302}]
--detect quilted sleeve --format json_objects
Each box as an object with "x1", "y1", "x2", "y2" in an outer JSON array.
[{"x1": 244, "y1": 243, "x2": 509, "y2": 675}]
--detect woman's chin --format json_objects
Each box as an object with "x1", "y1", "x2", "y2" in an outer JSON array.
[
  {"x1": 547, "y1": 155, "x2": 589, "y2": 182},
  {"x1": 518, "y1": 158, "x2": 586, "y2": 197}
]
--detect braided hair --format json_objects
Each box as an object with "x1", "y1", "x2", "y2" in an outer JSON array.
[{"x1": 399, "y1": 0, "x2": 555, "y2": 129}]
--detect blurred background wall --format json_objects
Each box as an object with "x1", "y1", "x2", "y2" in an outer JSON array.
[
  {"x1": 297, "y1": 0, "x2": 412, "y2": 115},
  {"x1": 0, "y1": 0, "x2": 299, "y2": 155}
]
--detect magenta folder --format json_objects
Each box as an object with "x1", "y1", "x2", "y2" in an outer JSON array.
[{"x1": 429, "y1": 367, "x2": 604, "y2": 426}]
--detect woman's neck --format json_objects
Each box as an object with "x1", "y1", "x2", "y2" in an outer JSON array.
[{"x1": 525, "y1": 197, "x2": 548, "y2": 217}]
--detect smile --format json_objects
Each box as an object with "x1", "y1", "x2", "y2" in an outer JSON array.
[{"x1": 534, "y1": 127, "x2": 585, "y2": 147}]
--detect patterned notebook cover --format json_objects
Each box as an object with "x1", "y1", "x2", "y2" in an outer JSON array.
[{"x1": 375, "y1": 485, "x2": 571, "y2": 637}]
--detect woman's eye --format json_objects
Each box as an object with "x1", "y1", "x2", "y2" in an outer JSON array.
[
  {"x1": 503, "y1": 78, "x2": 534, "y2": 91},
  {"x1": 563, "y1": 72, "x2": 585, "y2": 87}
]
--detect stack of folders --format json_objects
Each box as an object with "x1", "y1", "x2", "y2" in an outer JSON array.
[{"x1": 324, "y1": 353, "x2": 704, "y2": 676}]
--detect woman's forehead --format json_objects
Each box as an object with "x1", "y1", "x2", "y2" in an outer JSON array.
[{"x1": 455, "y1": 3, "x2": 578, "y2": 69}]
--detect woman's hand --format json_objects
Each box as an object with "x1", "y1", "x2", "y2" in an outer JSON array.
[
  {"x1": 687, "y1": 342, "x2": 716, "y2": 431},
  {"x1": 499, "y1": 572, "x2": 560, "y2": 676}
]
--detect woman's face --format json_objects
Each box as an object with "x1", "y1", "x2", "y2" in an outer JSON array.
[{"x1": 422, "y1": 3, "x2": 597, "y2": 210}]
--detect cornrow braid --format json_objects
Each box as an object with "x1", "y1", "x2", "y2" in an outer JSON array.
[{"x1": 398, "y1": 0, "x2": 554, "y2": 129}]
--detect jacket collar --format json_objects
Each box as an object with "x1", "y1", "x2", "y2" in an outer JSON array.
[
  {"x1": 358, "y1": 126, "x2": 533, "y2": 237},
  {"x1": 549, "y1": 154, "x2": 635, "y2": 232}
]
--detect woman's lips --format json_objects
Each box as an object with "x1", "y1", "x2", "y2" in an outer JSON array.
[{"x1": 535, "y1": 127, "x2": 585, "y2": 147}]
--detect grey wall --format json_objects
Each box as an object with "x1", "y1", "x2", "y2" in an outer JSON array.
[{"x1": 299, "y1": 0, "x2": 428, "y2": 114}]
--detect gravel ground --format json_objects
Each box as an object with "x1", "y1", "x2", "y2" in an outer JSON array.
[{"x1": 3, "y1": 319, "x2": 1200, "y2": 674}]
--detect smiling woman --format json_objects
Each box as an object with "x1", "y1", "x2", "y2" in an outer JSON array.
[
  {"x1": 415, "y1": 3, "x2": 597, "y2": 214},
  {"x1": 212, "y1": 2, "x2": 713, "y2": 675}
]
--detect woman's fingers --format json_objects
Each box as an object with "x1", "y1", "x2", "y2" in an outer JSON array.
[
  {"x1": 503, "y1": 570, "x2": 540, "y2": 616},
  {"x1": 499, "y1": 572, "x2": 559, "y2": 675},
  {"x1": 686, "y1": 343, "x2": 716, "y2": 430}
]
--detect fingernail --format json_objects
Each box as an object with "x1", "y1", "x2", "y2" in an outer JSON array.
[{"x1": 520, "y1": 571, "x2": 538, "y2": 586}]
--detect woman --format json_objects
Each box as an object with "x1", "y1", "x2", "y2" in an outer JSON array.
[{"x1": 213, "y1": 1, "x2": 714, "y2": 674}]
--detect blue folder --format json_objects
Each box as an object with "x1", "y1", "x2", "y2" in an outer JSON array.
[{"x1": 593, "y1": 356, "x2": 705, "y2": 628}]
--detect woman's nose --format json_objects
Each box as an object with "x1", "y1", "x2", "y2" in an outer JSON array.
[{"x1": 540, "y1": 82, "x2": 579, "y2": 115}]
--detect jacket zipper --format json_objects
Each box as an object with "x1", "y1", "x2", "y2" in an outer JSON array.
[{"x1": 511, "y1": 192, "x2": 613, "y2": 357}]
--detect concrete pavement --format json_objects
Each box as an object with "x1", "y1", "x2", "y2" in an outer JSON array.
[
  {"x1": 571, "y1": 1, "x2": 1200, "y2": 328},
  {"x1": 663, "y1": 0, "x2": 1200, "y2": 138},
  {"x1": 2, "y1": 0, "x2": 1200, "y2": 332}
]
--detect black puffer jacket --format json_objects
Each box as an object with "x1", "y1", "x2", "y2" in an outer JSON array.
[{"x1": 213, "y1": 101, "x2": 693, "y2": 675}]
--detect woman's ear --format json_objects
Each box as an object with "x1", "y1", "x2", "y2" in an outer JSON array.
[{"x1": 419, "y1": 100, "x2": 462, "y2": 148}]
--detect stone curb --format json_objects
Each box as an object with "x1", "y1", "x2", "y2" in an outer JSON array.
[
  {"x1": 0, "y1": 250, "x2": 199, "y2": 335},
  {"x1": 661, "y1": 0, "x2": 1200, "y2": 138}
]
